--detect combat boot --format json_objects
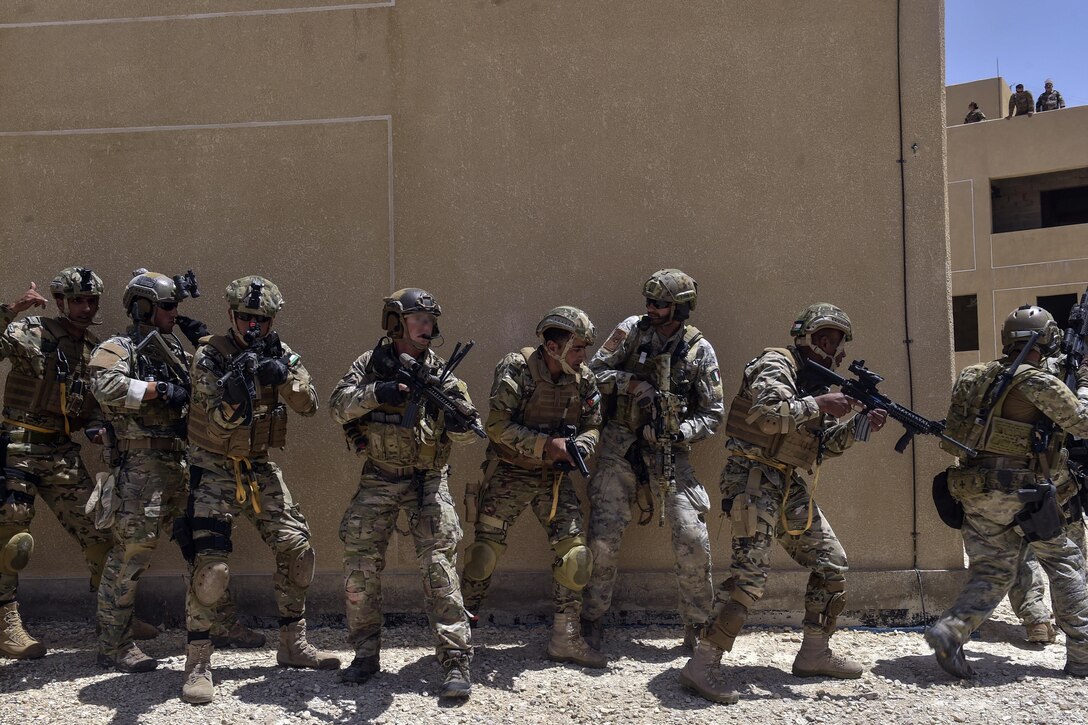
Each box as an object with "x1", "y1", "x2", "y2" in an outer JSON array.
[
  {"x1": 340, "y1": 653, "x2": 380, "y2": 684},
  {"x1": 1025, "y1": 622, "x2": 1057, "y2": 644},
  {"x1": 679, "y1": 641, "x2": 740, "y2": 704},
  {"x1": 924, "y1": 619, "x2": 974, "y2": 679},
  {"x1": 212, "y1": 621, "x2": 267, "y2": 649},
  {"x1": 546, "y1": 612, "x2": 607, "y2": 668},
  {"x1": 439, "y1": 655, "x2": 472, "y2": 699},
  {"x1": 97, "y1": 642, "x2": 158, "y2": 673},
  {"x1": 682, "y1": 623, "x2": 701, "y2": 653},
  {"x1": 1065, "y1": 660, "x2": 1088, "y2": 677},
  {"x1": 792, "y1": 628, "x2": 863, "y2": 679},
  {"x1": 276, "y1": 619, "x2": 341, "y2": 669},
  {"x1": 131, "y1": 618, "x2": 160, "y2": 641},
  {"x1": 0, "y1": 601, "x2": 46, "y2": 659},
  {"x1": 181, "y1": 640, "x2": 214, "y2": 705},
  {"x1": 580, "y1": 616, "x2": 603, "y2": 651}
]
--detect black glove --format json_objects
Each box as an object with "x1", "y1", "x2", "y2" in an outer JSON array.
[
  {"x1": 257, "y1": 357, "x2": 290, "y2": 387},
  {"x1": 374, "y1": 381, "x2": 408, "y2": 405},
  {"x1": 175, "y1": 315, "x2": 209, "y2": 347},
  {"x1": 220, "y1": 373, "x2": 250, "y2": 407},
  {"x1": 444, "y1": 415, "x2": 478, "y2": 434},
  {"x1": 158, "y1": 382, "x2": 190, "y2": 408}
]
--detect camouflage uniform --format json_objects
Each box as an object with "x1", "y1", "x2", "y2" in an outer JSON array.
[
  {"x1": 929, "y1": 353, "x2": 1088, "y2": 675},
  {"x1": 582, "y1": 315, "x2": 723, "y2": 627},
  {"x1": 460, "y1": 347, "x2": 601, "y2": 617},
  {"x1": 1036, "y1": 88, "x2": 1065, "y2": 112},
  {"x1": 964, "y1": 108, "x2": 986, "y2": 124},
  {"x1": 330, "y1": 341, "x2": 478, "y2": 667},
  {"x1": 0, "y1": 306, "x2": 110, "y2": 606},
  {"x1": 1008, "y1": 89, "x2": 1034, "y2": 117}
]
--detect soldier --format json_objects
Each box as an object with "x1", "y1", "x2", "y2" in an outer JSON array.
[
  {"x1": 926, "y1": 305, "x2": 1088, "y2": 679},
  {"x1": 178, "y1": 276, "x2": 338, "y2": 705},
  {"x1": 581, "y1": 269, "x2": 724, "y2": 653},
  {"x1": 460, "y1": 306, "x2": 606, "y2": 668},
  {"x1": 1006, "y1": 83, "x2": 1035, "y2": 118},
  {"x1": 0, "y1": 268, "x2": 151, "y2": 659},
  {"x1": 1035, "y1": 79, "x2": 1066, "y2": 112},
  {"x1": 89, "y1": 270, "x2": 264, "y2": 673},
  {"x1": 330, "y1": 288, "x2": 479, "y2": 698},
  {"x1": 680, "y1": 304, "x2": 888, "y2": 704},
  {"x1": 964, "y1": 102, "x2": 986, "y2": 124}
]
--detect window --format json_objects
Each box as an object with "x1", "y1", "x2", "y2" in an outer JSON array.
[
  {"x1": 1041, "y1": 186, "x2": 1088, "y2": 228},
  {"x1": 952, "y1": 295, "x2": 979, "y2": 352},
  {"x1": 991, "y1": 168, "x2": 1088, "y2": 233},
  {"x1": 1036, "y1": 293, "x2": 1078, "y2": 329}
]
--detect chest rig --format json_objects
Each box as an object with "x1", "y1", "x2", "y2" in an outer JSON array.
[{"x1": 612, "y1": 322, "x2": 703, "y2": 433}]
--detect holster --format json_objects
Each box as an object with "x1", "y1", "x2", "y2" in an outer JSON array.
[
  {"x1": 1015, "y1": 481, "x2": 1063, "y2": 542},
  {"x1": 932, "y1": 469, "x2": 964, "y2": 529},
  {"x1": 727, "y1": 466, "x2": 765, "y2": 539}
]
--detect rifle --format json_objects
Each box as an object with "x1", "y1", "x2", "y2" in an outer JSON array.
[
  {"x1": 215, "y1": 323, "x2": 263, "y2": 425},
  {"x1": 396, "y1": 341, "x2": 485, "y2": 438},
  {"x1": 805, "y1": 359, "x2": 976, "y2": 457},
  {"x1": 650, "y1": 351, "x2": 685, "y2": 527},
  {"x1": 133, "y1": 330, "x2": 189, "y2": 387},
  {"x1": 1061, "y1": 288, "x2": 1088, "y2": 473}
]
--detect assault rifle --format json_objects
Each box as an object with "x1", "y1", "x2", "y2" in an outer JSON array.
[
  {"x1": 133, "y1": 330, "x2": 189, "y2": 387},
  {"x1": 396, "y1": 340, "x2": 485, "y2": 438},
  {"x1": 805, "y1": 359, "x2": 976, "y2": 457},
  {"x1": 215, "y1": 323, "x2": 264, "y2": 425},
  {"x1": 650, "y1": 352, "x2": 685, "y2": 527},
  {"x1": 1061, "y1": 288, "x2": 1088, "y2": 479},
  {"x1": 555, "y1": 423, "x2": 591, "y2": 478}
]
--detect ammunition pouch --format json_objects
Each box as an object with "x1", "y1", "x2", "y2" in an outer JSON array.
[
  {"x1": 931, "y1": 469, "x2": 964, "y2": 529},
  {"x1": 725, "y1": 394, "x2": 821, "y2": 472},
  {"x1": 1015, "y1": 482, "x2": 1063, "y2": 542}
]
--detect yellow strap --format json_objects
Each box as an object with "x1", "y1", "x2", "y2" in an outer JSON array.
[
  {"x1": 2, "y1": 417, "x2": 63, "y2": 435},
  {"x1": 230, "y1": 456, "x2": 261, "y2": 514},
  {"x1": 59, "y1": 386, "x2": 71, "y2": 436},
  {"x1": 547, "y1": 470, "x2": 564, "y2": 523},
  {"x1": 727, "y1": 447, "x2": 817, "y2": 537}
]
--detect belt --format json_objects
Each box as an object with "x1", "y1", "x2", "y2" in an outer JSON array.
[
  {"x1": 116, "y1": 437, "x2": 185, "y2": 452},
  {"x1": 367, "y1": 461, "x2": 425, "y2": 480},
  {"x1": 973, "y1": 455, "x2": 1033, "y2": 470},
  {"x1": 2, "y1": 422, "x2": 69, "y2": 445}
]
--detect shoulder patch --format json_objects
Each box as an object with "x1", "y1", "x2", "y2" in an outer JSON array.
[
  {"x1": 602, "y1": 327, "x2": 627, "y2": 353},
  {"x1": 710, "y1": 367, "x2": 721, "y2": 386},
  {"x1": 585, "y1": 389, "x2": 602, "y2": 411}
]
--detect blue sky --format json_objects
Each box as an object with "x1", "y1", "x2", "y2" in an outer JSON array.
[{"x1": 946, "y1": 0, "x2": 1087, "y2": 108}]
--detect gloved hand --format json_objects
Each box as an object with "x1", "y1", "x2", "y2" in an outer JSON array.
[
  {"x1": 445, "y1": 414, "x2": 479, "y2": 434},
  {"x1": 220, "y1": 374, "x2": 250, "y2": 407},
  {"x1": 175, "y1": 315, "x2": 209, "y2": 347},
  {"x1": 158, "y1": 382, "x2": 190, "y2": 408},
  {"x1": 257, "y1": 357, "x2": 290, "y2": 387},
  {"x1": 627, "y1": 380, "x2": 657, "y2": 409},
  {"x1": 375, "y1": 381, "x2": 409, "y2": 405}
]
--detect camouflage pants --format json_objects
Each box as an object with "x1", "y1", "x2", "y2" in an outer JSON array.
[
  {"x1": 461, "y1": 462, "x2": 585, "y2": 615},
  {"x1": 939, "y1": 473, "x2": 1088, "y2": 666},
  {"x1": 96, "y1": 449, "x2": 186, "y2": 657},
  {"x1": 716, "y1": 457, "x2": 848, "y2": 620},
  {"x1": 185, "y1": 449, "x2": 313, "y2": 633},
  {"x1": 1008, "y1": 518, "x2": 1087, "y2": 624},
  {"x1": 340, "y1": 464, "x2": 470, "y2": 665},
  {"x1": 0, "y1": 437, "x2": 112, "y2": 603},
  {"x1": 582, "y1": 424, "x2": 712, "y2": 625}
]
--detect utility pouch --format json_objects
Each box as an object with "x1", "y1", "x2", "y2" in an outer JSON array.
[
  {"x1": 932, "y1": 469, "x2": 964, "y2": 529},
  {"x1": 85, "y1": 471, "x2": 119, "y2": 531},
  {"x1": 1015, "y1": 481, "x2": 1063, "y2": 542},
  {"x1": 267, "y1": 403, "x2": 288, "y2": 449}
]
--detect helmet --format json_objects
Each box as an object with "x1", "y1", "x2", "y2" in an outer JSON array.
[
  {"x1": 536, "y1": 306, "x2": 595, "y2": 344},
  {"x1": 643, "y1": 269, "x2": 698, "y2": 310},
  {"x1": 1001, "y1": 305, "x2": 1059, "y2": 355},
  {"x1": 50, "y1": 267, "x2": 103, "y2": 299},
  {"x1": 123, "y1": 269, "x2": 179, "y2": 321},
  {"x1": 382, "y1": 288, "x2": 441, "y2": 339},
  {"x1": 791, "y1": 303, "x2": 853, "y2": 342},
  {"x1": 224, "y1": 276, "x2": 284, "y2": 318}
]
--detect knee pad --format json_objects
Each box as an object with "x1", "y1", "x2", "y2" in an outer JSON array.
[
  {"x1": 194, "y1": 560, "x2": 231, "y2": 606},
  {"x1": 704, "y1": 599, "x2": 749, "y2": 652},
  {"x1": 804, "y1": 576, "x2": 846, "y2": 631},
  {"x1": 463, "y1": 538, "x2": 505, "y2": 582},
  {"x1": 288, "y1": 547, "x2": 316, "y2": 588},
  {"x1": 0, "y1": 531, "x2": 33, "y2": 575},
  {"x1": 552, "y1": 536, "x2": 592, "y2": 591}
]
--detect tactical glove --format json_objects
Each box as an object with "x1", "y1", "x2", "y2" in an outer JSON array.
[
  {"x1": 257, "y1": 357, "x2": 290, "y2": 387},
  {"x1": 375, "y1": 381, "x2": 409, "y2": 405},
  {"x1": 159, "y1": 382, "x2": 190, "y2": 408},
  {"x1": 444, "y1": 415, "x2": 478, "y2": 434},
  {"x1": 175, "y1": 315, "x2": 209, "y2": 347},
  {"x1": 220, "y1": 373, "x2": 250, "y2": 407}
]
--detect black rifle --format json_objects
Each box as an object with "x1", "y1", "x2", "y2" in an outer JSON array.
[
  {"x1": 215, "y1": 323, "x2": 263, "y2": 425},
  {"x1": 1061, "y1": 288, "x2": 1088, "y2": 474},
  {"x1": 133, "y1": 329, "x2": 190, "y2": 389},
  {"x1": 554, "y1": 423, "x2": 591, "y2": 478},
  {"x1": 396, "y1": 341, "x2": 485, "y2": 438},
  {"x1": 805, "y1": 359, "x2": 976, "y2": 457}
]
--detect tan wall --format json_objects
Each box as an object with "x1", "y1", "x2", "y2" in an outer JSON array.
[
  {"x1": 946, "y1": 77, "x2": 1010, "y2": 127},
  {"x1": 0, "y1": 1, "x2": 957, "y2": 616},
  {"x1": 948, "y1": 99, "x2": 1088, "y2": 361}
]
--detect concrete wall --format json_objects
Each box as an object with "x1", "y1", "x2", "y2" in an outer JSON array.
[
  {"x1": 948, "y1": 96, "x2": 1088, "y2": 371},
  {"x1": 947, "y1": 77, "x2": 1010, "y2": 127},
  {"x1": 1, "y1": 1, "x2": 957, "y2": 623}
]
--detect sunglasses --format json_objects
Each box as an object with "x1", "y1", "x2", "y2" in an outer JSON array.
[
  {"x1": 236, "y1": 312, "x2": 270, "y2": 323},
  {"x1": 645, "y1": 298, "x2": 672, "y2": 309},
  {"x1": 156, "y1": 300, "x2": 178, "y2": 311}
]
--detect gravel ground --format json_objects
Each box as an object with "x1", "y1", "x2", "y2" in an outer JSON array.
[{"x1": 3, "y1": 599, "x2": 1087, "y2": 725}]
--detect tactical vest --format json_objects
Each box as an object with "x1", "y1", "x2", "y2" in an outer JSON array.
[
  {"x1": 724, "y1": 347, "x2": 823, "y2": 471},
  {"x1": 3, "y1": 317, "x2": 97, "y2": 433},
  {"x1": 94, "y1": 336, "x2": 185, "y2": 432},
  {"x1": 491, "y1": 347, "x2": 581, "y2": 470},
  {"x1": 612, "y1": 324, "x2": 704, "y2": 433},
  {"x1": 187, "y1": 335, "x2": 287, "y2": 458},
  {"x1": 942, "y1": 360, "x2": 1057, "y2": 465},
  {"x1": 342, "y1": 345, "x2": 453, "y2": 470}
]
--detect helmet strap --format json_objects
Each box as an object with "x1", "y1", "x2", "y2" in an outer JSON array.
[{"x1": 544, "y1": 337, "x2": 579, "y2": 378}]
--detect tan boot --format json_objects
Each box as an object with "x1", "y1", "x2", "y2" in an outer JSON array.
[
  {"x1": 97, "y1": 642, "x2": 158, "y2": 673},
  {"x1": 212, "y1": 621, "x2": 267, "y2": 649},
  {"x1": 1025, "y1": 622, "x2": 1057, "y2": 644},
  {"x1": 276, "y1": 619, "x2": 341, "y2": 670},
  {"x1": 131, "y1": 618, "x2": 160, "y2": 641},
  {"x1": 181, "y1": 640, "x2": 214, "y2": 705},
  {"x1": 792, "y1": 628, "x2": 863, "y2": 679},
  {"x1": 545, "y1": 612, "x2": 607, "y2": 668},
  {"x1": 679, "y1": 641, "x2": 740, "y2": 704},
  {"x1": 0, "y1": 601, "x2": 46, "y2": 659}
]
